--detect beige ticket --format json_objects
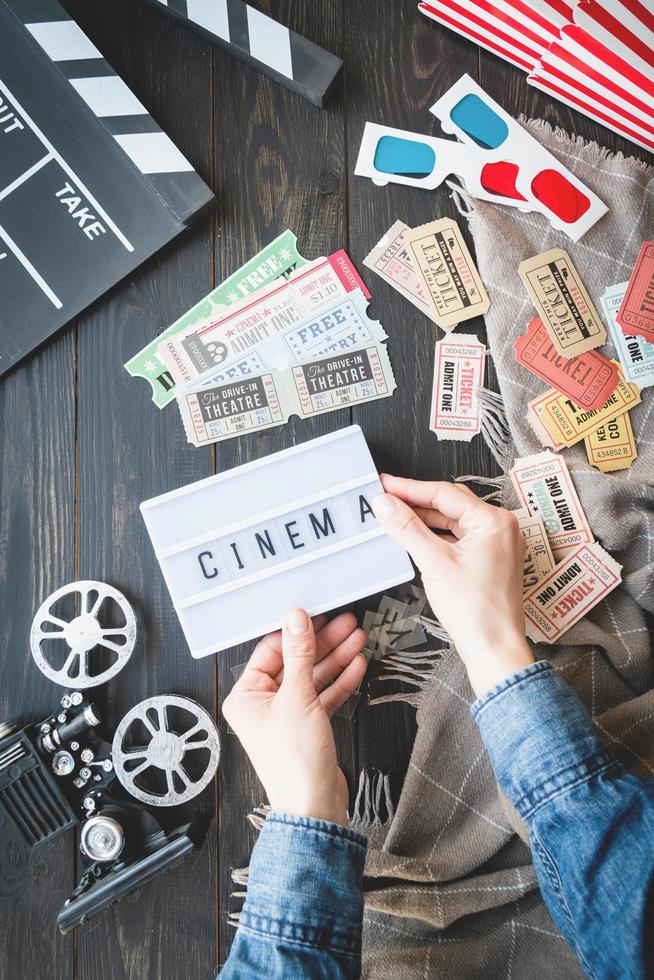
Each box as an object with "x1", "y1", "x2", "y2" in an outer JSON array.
[
  {"x1": 523, "y1": 542, "x2": 622, "y2": 643},
  {"x1": 513, "y1": 508, "x2": 556, "y2": 592},
  {"x1": 178, "y1": 343, "x2": 395, "y2": 447},
  {"x1": 509, "y1": 450, "x2": 593, "y2": 560},
  {"x1": 584, "y1": 411, "x2": 638, "y2": 473},
  {"x1": 519, "y1": 248, "x2": 606, "y2": 358},
  {"x1": 364, "y1": 220, "x2": 434, "y2": 320},
  {"x1": 527, "y1": 366, "x2": 641, "y2": 448},
  {"x1": 404, "y1": 218, "x2": 490, "y2": 330},
  {"x1": 526, "y1": 399, "x2": 565, "y2": 450}
]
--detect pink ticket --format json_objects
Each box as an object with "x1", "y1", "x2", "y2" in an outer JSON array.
[
  {"x1": 523, "y1": 542, "x2": 622, "y2": 643},
  {"x1": 158, "y1": 251, "x2": 370, "y2": 385},
  {"x1": 509, "y1": 451, "x2": 594, "y2": 560},
  {"x1": 429, "y1": 334, "x2": 486, "y2": 441},
  {"x1": 363, "y1": 220, "x2": 434, "y2": 320}
]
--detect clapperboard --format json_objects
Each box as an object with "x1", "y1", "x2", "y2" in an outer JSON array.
[
  {"x1": 141, "y1": 426, "x2": 414, "y2": 657},
  {"x1": 0, "y1": 0, "x2": 213, "y2": 376},
  {"x1": 143, "y1": 0, "x2": 342, "y2": 106}
]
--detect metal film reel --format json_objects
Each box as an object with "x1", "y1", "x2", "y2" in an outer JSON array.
[
  {"x1": 111, "y1": 696, "x2": 220, "y2": 807},
  {"x1": 30, "y1": 581, "x2": 137, "y2": 689}
]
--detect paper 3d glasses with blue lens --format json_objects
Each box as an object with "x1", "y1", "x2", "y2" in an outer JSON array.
[{"x1": 355, "y1": 74, "x2": 607, "y2": 241}]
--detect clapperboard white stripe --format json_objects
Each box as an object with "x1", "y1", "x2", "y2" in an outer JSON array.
[
  {"x1": 68, "y1": 76, "x2": 148, "y2": 118},
  {"x1": 26, "y1": 13, "x2": 196, "y2": 181},
  {"x1": 245, "y1": 5, "x2": 293, "y2": 77},
  {"x1": 26, "y1": 20, "x2": 102, "y2": 61},
  {"x1": 114, "y1": 133, "x2": 195, "y2": 174},
  {"x1": 144, "y1": 0, "x2": 342, "y2": 107},
  {"x1": 185, "y1": 0, "x2": 231, "y2": 42}
]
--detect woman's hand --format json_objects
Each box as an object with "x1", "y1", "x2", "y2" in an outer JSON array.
[
  {"x1": 222, "y1": 609, "x2": 368, "y2": 826},
  {"x1": 373, "y1": 476, "x2": 534, "y2": 697}
]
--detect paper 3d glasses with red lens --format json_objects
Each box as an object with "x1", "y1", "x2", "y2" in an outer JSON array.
[{"x1": 355, "y1": 74, "x2": 608, "y2": 241}]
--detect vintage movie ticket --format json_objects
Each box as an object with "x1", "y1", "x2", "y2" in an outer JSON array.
[
  {"x1": 527, "y1": 366, "x2": 641, "y2": 448},
  {"x1": 584, "y1": 411, "x2": 638, "y2": 473},
  {"x1": 364, "y1": 220, "x2": 434, "y2": 321},
  {"x1": 602, "y1": 282, "x2": 654, "y2": 389},
  {"x1": 178, "y1": 343, "x2": 395, "y2": 447},
  {"x1": 509, "y1": 451, "x2": 593, "y2": 560},
  {"x1": 617, "y1": 240, "x2": 654, "y2": 344},
  {"x1": 513, "y1": 508, "x2": 556, "y2": 592},
  {"x1": 522, "y1": 540, "x2": 550, "y2": 594},
  {"x1": 403, "y1": 218, "x2": 490, "y2": 330},
  {"x1": 175, "y1": 289, "x2": 385, "y2": 405},
  {"x1": 523, "y1": 542, "x2": 622, "y2": 644},
  {"x1": 525, "y1": 400, "x2": 564, "y2": 451},
  {"x1": 514, "y1": 317, "x2": 618, "y2": 410},
  {"x1": 159, "y1": 250, "x2": 370, "y2": 385},
  {"x1": 125, "y1": 229, "x2": 307, "y2": 408},
  {"x1": 518, "y1": 248, "x2": 606, "y2": 359},
  {"x1": 429, "y1": 334, "x2": 486, "y2": 441}
]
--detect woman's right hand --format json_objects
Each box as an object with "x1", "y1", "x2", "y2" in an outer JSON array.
[{"x1": 373, "y1": 476, "x2": 534, "y2": 697}]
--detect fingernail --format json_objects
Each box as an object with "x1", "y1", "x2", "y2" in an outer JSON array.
[
  {"x1": 286, "y1": 608, "x2": 309, "y2": 635},
  {"x1": 373, "y1": 493, "x2": 396, "y2": 519}
]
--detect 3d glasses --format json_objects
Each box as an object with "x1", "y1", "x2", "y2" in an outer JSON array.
[
  {"x1": 354, "y1": 122, "x2": 527, "y2": 210},
  {"x1": 430, "y1": 74, "x2": 607, "y2": 240}
]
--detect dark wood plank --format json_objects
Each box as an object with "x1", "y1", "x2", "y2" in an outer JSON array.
[
  {"x1": 343, "y1": 1, "x2": 489, "y2": 802},
  {"x1": 211, "y1": 0, "x2": 350, "y2": 964},
  {"x1": 69, "y1": 2, "x2": 217, "y2": 978},
  {"x1": 0, "y1": 333, "x2": 76, "y2": 977}
]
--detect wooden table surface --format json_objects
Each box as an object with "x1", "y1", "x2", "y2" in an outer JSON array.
[{"x1": 0, "y1": 1, "x2": 649, "y2": 977}]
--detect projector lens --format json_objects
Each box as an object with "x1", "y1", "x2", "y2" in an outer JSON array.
[{"x1": 80, "y1": 815, "x2": 124, "y2": 862}]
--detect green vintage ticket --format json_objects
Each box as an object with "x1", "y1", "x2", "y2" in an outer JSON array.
[{"x1": 124, "y1": 230, "x2": 307, "y2": 408}]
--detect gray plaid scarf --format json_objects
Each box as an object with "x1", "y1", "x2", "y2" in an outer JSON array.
[{"x1": 355, "y1": 121, "x2": 654, "y2": 978}]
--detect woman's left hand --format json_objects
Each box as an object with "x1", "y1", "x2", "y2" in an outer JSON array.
[{"x1": 222, "y1": 608, "x2": 368, "y2": 826}]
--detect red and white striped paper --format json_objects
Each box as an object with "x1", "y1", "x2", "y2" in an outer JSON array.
[{"x1": 418, "y1": 0, "x2": 654, "y2": 154}]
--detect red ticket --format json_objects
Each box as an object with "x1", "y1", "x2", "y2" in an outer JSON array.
[
  {"x1": 617, "y1": 241, "x2": 654, "y2": 344},
  {"x1": 514, "y1": 317, "x2": 619, "y2": 410},
  {"x1": 523, "y1": 542, "x2": 622, "y2": 643}
]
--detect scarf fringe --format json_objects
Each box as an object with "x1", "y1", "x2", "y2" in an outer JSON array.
[
  {"x1": 227, "y1": 805, "x2": 270, "y2": 926},
  {"x1": 418, "y1": 615, "x2": 452, "y2": 643},
  {"x1": 246, "y1": 804, "x2": 270, "y2": 832},
  {"x1": 520, "y1": 115, "x2": 654, "y2": 176},
  {"x1": 475, "y1": 385, "x2": 514, "y2": 473},
  {"x1": 368, "y1": 639, "x2": 444, "y2": 706},
  {"x1": 351, "y1": 769, "x2": 395, "y2": 831}
]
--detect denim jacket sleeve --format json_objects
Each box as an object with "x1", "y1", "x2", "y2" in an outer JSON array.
[
  {"x1": 219, "y1": 812, "x2": 367, "y2": 978},
  {"x1": 473, "y1": 660, "x2": 654, "y2": 980}
]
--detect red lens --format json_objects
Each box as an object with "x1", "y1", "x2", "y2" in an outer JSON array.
[
  {"x1": 531, "y1": 170, "x2": 591, "y2": 223},
  {"x1": 480, "y1": 161, "x2": 526, "y2": 200}
]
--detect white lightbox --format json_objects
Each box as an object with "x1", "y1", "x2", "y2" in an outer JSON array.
[{"x1": 140, "y1": 426, "x2": 414, "y2": 656}]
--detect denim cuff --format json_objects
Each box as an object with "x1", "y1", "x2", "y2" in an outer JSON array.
[
  {"x1": 239, "y1": 812, "x2": 367, "y2": 956},
  {"x1": 472, "y1": 661, "x2": 617, "y2": 820}
]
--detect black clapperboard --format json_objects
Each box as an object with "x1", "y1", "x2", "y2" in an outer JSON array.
[{"x1": 0, "y1": 0, "x2": 214, "y2": 376}]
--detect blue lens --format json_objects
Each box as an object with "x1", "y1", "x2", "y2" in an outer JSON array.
[
  {"x1": 450, "y1": 94, "x2": 508, "y2": 150},
  {"x1": 373, "y1": 135, "x2": 436, "y2": 178}
]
